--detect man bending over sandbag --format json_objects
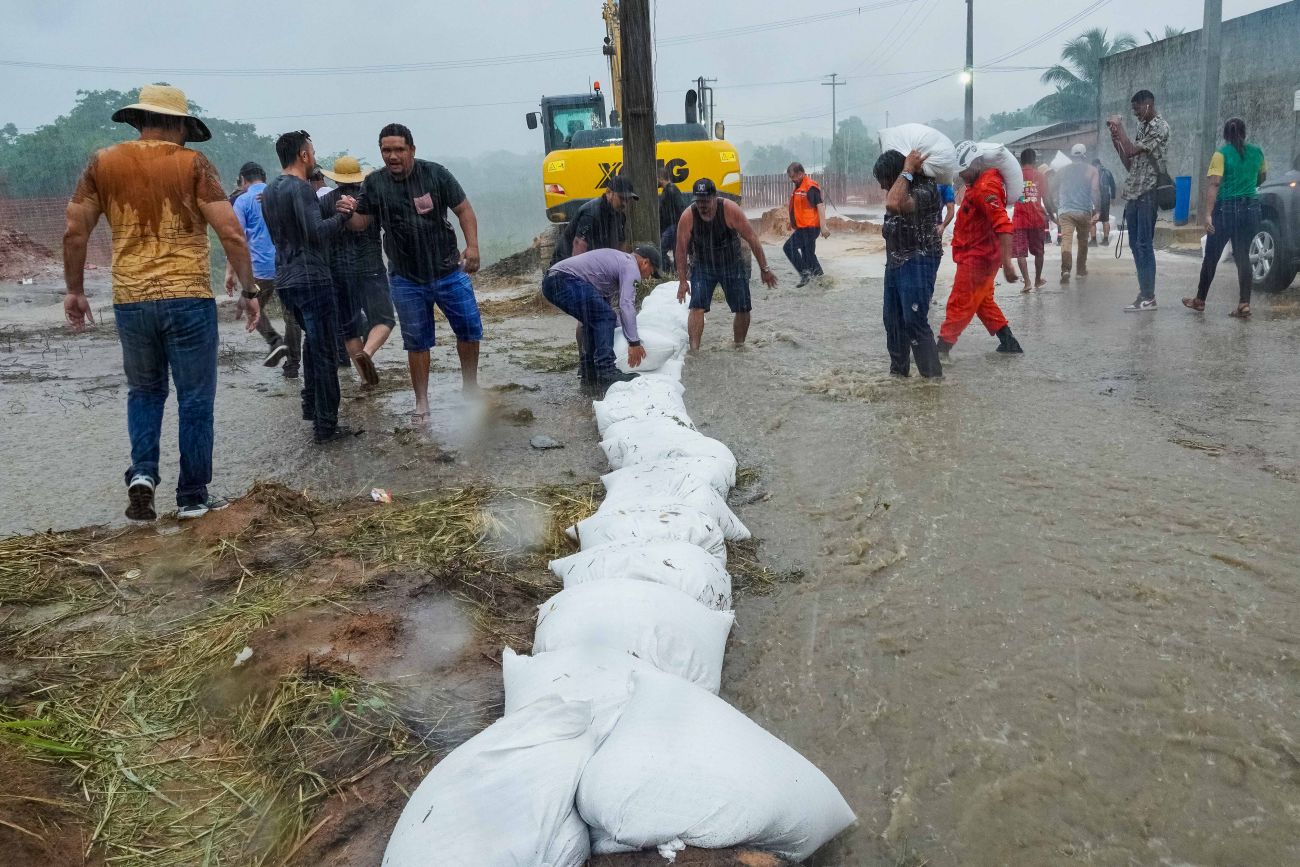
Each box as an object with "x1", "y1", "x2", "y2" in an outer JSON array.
[
  {"x1": 937, "y1": 142, "x2": 1024, "y2": 358},
  {"x1": 542, "y1": 245, "x2": 663, "y2": 395}
]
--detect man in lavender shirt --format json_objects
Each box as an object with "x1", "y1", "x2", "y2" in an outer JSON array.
[{"x1": 542, "y1": 244, "x2": 662, "y2": 396}]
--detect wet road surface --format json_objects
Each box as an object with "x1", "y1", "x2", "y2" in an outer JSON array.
[{"x1": 3, "y1": 238, "x2": 1299, "y2": 865}]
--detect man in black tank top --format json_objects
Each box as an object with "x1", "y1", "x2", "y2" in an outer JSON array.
[{"x1": 674, "y1": 178, "x2": 777, "y2": 352}]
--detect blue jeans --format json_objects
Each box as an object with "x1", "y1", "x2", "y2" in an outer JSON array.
[
  {"x1": 883, "y1": 255, "x2": 942, "y2": 377},
  {"x1": 389, "y1": 271, "x2": 483, "y2": 352},
  {"x1": 783, "y1": 226, "x2": 823, "y2": 276},
  {"x1": 1197, "y1": 197, "x2": 1260, "y2": 305},
  {"x1": 1124, "y1": 192, "x2": 1158, "y2": 299},
  {"x1": 113, "y1": 298, "x2": 218, "y2": 507},
  {"x1": 542, "y1": 271, "x2": 617, "y2": 378},
  {"x1": 278, "y1": 282, "x2": 342, "y2": 437}
]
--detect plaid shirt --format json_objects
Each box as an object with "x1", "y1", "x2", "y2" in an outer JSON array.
[
  {"x1": 883, "y1": 176, "x2": 942, "y2": 268},
  {"x1": 1122, "y1": 113, "x2": 1171, "y2": 200}
]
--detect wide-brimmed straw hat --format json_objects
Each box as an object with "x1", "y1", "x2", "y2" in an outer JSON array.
[
  {"x1": 321, "y1": 155, "x2": 371, "y2": 184},
  {"x1": 112, "y1": 85, "x2": 211, "y2": 142}
]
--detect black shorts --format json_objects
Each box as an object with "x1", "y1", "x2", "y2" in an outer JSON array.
[
  {"x1": 689, "y1": 264, "x2": 751, "y2": 313},
  {"x1": 335, "y1": 270, "x2": 396, "y2": 340},
  {"x1": 1099, "y1": 200, "x2": 1111, "y2": 223}
]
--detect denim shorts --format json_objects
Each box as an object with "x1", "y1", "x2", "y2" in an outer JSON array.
[
  {"x1": 389, "y1": 270, "x2": 483, "y2": 351},
  {"x1": 689, "y1": 265, "x2": 751, "y2": 313}
]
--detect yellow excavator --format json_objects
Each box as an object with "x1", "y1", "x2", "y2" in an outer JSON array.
[{"x1": 525, "y1": 0, "x2": 742, "y2": 224}]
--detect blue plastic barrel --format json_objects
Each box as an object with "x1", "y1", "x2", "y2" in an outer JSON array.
[{"x1": 1174, "y1": 175, "x2": 1192, "y2": 225}]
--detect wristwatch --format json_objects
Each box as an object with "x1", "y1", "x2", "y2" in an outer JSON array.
[
  {"x1": 901, "y1": 171, "x2": 915, "y2": 183},
  {"x1": 628, "y1": 340, "x2": 642, "y2": 347},
  {"x1": 240, "y1": 289, "x2": 259, "y2": 299}
]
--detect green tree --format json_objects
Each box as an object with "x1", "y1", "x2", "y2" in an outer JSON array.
[
  {"x1": 979, "y1": 106, "x2": 1044, "y2": 138},
  {"x1": 826, "y1": 116, "x2": 880, "y2": 182},
  {"x1": 0, "y1": 86, "x2": 276, "y2": 198},
  {"x1": 1145, "y1": 26, "x2": 1185, "y2": 43},
  {"x1": 1034, "y1": 29, "x2": 1138, "y2": 122},
  {"x1": 743, "y1": 143, "x2": 801, "y2": 174}
]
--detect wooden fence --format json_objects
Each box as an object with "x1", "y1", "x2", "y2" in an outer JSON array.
[{"x1": 741, "y1": 173, "x2": 884, "y2": 211}]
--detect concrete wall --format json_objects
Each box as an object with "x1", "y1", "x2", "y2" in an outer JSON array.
[{"x1": 1097, "y1": 0, "x2": 1300, "y2": 211}]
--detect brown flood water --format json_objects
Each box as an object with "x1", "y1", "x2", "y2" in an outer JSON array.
[{"x1": 695, "y1": 243, "x2": 1300, "y2": 865}]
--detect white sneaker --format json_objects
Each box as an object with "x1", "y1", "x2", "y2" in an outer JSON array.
[
  {"x1": 1124, "y1": 297, "x2": 1158, "y2": 312},
  {"x1": 176, "y1": 496, "x2": 231, "y2": 520}
]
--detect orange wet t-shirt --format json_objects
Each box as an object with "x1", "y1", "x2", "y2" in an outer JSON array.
[
  {"x1": 952, "y1": 168, "x2": 1013, "y2": 267},
  {"x1": 71, "y1": 140, "x2": 227, "y2": 304}
]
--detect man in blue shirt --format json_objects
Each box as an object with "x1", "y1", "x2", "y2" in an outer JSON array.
[
  {"x1": 229, "y1": 162, "x2": 302, "y2": 376},
  {"x1": 937, "y1": 182, "x2": 956, "y2": 238}
]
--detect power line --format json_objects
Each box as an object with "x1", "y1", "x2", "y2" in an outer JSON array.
[{"x1": 0, "y1": 2, "x2": 917, "y2": 79}]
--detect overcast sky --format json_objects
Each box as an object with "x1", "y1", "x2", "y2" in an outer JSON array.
[{"x1": 1, "y1": 0, "x2": 1286, "y2": 160}]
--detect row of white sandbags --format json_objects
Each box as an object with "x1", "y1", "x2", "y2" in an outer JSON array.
[{"x1": 383, "y1": 283, "x2": 853, "y2": 866}]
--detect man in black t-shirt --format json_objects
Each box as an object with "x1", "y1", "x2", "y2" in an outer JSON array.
[
  {"x1": 552, "y1": 175, "x2": 636, "y2": 263},
  {"x1": 658, "y1": 166, "x2": 687, "y2": 272},
  {"x1": 261, "y1": 130, "x2": 362, "y2": 443},
  {"x1": 347, "y1": 123, "x2": 482, "y2": 422}
]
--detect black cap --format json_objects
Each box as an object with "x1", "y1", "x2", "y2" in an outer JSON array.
[
  {"x1": 607, "y1": 174, "x2": 639, "y2": 199},
  {"x1": 692, "y1": 177, "x2": 717, "y2": 198},
  {"x1": 632, "y1": 244, "x2": 662, "y2": 278}
]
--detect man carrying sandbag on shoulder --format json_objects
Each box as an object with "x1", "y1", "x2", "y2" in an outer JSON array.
[
  {"x1": 542, "y1": 245, "x2": 663, "y2": 396},
  {"x1": 937, "y1": 141, "x2": 1024, "y2": 359}
]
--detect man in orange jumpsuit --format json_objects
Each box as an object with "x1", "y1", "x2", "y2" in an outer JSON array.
[{"x1": 937, "y1": 144, "x2": 1024, "y2": 358}]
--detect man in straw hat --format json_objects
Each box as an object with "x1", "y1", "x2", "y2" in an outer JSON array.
[
  {"x1": 63, "y1": 84, "x2": 261, "y2": 522},
  {"x1": 319, "y1": 155, "x2": 395, "y2": 387}
]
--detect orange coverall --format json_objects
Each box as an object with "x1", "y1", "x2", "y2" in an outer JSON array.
[{"x1": 940, "y1": 169, "x2": 1013, "y2": 346}]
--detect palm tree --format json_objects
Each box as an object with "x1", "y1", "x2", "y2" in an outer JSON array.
[
  {"x1": 1145, "y1": 26, "x2": 1186, "y2": 43},
  {"x1": 1034, "y1": 28, "x2": 1138, "y2": 122}
]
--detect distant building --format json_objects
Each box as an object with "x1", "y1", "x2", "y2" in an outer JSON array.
[
  {"x1": 985, "y1": 121, "x2": 1099, "y2": 163},
  {"x1": 1097, "y1": 0, "x2": 1300, "y2": 208}
]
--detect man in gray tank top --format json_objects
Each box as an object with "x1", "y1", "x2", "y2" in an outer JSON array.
[{"x1": 674, "y1": 178, "x2": 778, "y2": 352}]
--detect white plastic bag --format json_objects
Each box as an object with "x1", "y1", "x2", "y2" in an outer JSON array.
[
  {"x1": 548, "y1": 539, "x2": 733, "y2": 609},
  {"x1": 502, "y1": 646, "x2": 657, "y2": 742},
  {"x1": 601, "y1": 465, "x2": 750, "y2": 541},
  {"x1": 577, "y1": 670, "x2": 856, "y2": 861},
  {"x1": 879, "y1": 123, "x2": 958, "y2": 184},
  {"x1": 611, "y1": 456, "x2": 735, "y2": 497},
  {"x1": 565, "y1": 502, "x2": 727, "y2": 564},
  {"x1": 955, "y1": 140, "x2": 1023, "y2": 204},
  {"x1": 533, "y1": 579, "x2": 734, "y2": 693},
  {"x1": 600, "y1": 419, "x2": 738, "y2": 487},
  {"x1": 637, "y1": 354, "x2": 685, "y2": 382},
  {"x1": 382, "y1": 695, "x2": 594, "y2": 867},
  {"x1": 613, "y1": 324, "x2": 684, "y2": 374}
]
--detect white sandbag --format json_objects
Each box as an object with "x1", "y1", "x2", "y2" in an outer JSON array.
[
  {"x1": 577, "y1": 670, "x2": 857, "y2": 861},
  {"x1": 548, "y1": 539, "x2": 733, "y2": 609},
  {"x1": 955, "y1": 139, "x2": 1023, "y2": 204},
  {"x1": 533, "y1": 579, "x2": 733, "y2": 693},
  {"x1": 616, "y1": 456, "x2": 735, "y2": 497},
  {"x1": 593, "y1": 383, "x2": 692, "y2": 434},
  {"x1": 601, "y1": 465, "x2": 749, "y2": 541},
  {"x1": 1050, "y1": 149, "x2": 1073, "y2": 171},
  {"x1": 636, "y1": 306, "x2": 688, "y2": 337},
  {"x1": 879, "y1": 123, "x2": 958, "y2": 184},
  {"x1": 613, "y1": 324, "x2": 684, "y2": 374},
  {"x1": 502, "y1": 646, "x2": 658, "y2": 742},
  {"x1": 565, "y1": 502, "x2": 727, "y2": 564},
  {"x1": 600, "y1": 418, "x2": 738, "y2": 486},
  {"x1": 637, "y1": 354, "x2": 685, "y2": 382},
  {"x1": 382, "y1": 695, "x2": 594, "y2": 867}
]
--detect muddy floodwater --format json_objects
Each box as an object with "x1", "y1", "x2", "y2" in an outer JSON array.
[{"x1": 3, "y1": 235, "x2": 1299, "y2": 865}]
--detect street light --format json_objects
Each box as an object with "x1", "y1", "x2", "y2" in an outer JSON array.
[{"x1": 959, "y1": 70, "x2": 972, "y2": 85}]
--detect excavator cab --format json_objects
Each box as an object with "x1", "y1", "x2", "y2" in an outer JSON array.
[{"x1": 526, "y1": 92, "x2": 608, "y2": 154}]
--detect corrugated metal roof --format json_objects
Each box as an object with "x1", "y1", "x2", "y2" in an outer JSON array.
[{"x1": 985, "y1": 124, "x2": 1057, "y2": 145}]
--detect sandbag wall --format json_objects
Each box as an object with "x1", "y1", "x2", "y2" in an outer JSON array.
[{"x1": 383, "y1": 283, "x2": 855, "y2": 866}]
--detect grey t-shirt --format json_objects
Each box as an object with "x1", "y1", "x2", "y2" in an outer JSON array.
[{"x1": 1055, "y1": 161, "x2": 1096, "y2": 215}]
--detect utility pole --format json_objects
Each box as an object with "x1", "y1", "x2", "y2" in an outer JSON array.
[
  {"x1": 822, "y1": 73, "x2": 845, "y2": 204},
  {"x1": 964, "y1": 0, "x2": 974, "y2": 140},
  {"x1": 619, "y1": 0, "x2": 657, "y2": 246},
  {"x1": 1197, "y1": 0, "x2": 1222, "y2": 220}
]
